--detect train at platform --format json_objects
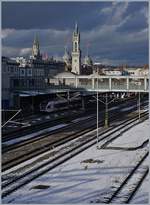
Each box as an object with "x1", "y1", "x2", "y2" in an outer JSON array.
[{"x1": 40, "y1": 97, "x2": 82, "y2": 113}]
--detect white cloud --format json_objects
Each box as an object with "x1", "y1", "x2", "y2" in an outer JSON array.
[
  {"x1": 2, "y1": 24, "x2": 148, "y2": 62},
  {"x1": 110, "y1": 2, "x2": 129, "y2": 25},
  {"x1": 20, "y1": 48, "x2": 32, "y2": 56},
  {"x1": 1, "y1": 29, "x2": 15, "y2": 39},
  {"x1": 140, "y1": 6, "x2": 148, "y2": 24},
  {"x1": 2, "y1": 28, "x2": 72, "y2": 57},
  {"x1": 82, "y1": 23, "x2": 148, "y2": 46},
  {"x1": 94, "y1": 57, "x2": 128, "y2": 66},
  {"x1": 99, "y1": 2, "x2": 129, "y2": 26},
  {"x1": 2, "y1": 28, "x2": 71, "y2": 45},
  {"x1": 2, "y1": 46, "x2": 20, "y2": 57},
  {"x1": 100, "y1": 7, "x2": 112, "y2": 15},
  {"x1": 2, "y1": 3, "x2": 148, "y2": 66}
]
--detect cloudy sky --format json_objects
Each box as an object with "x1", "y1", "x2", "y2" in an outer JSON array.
[{"x1": 2, "y1": 1, "x2": 149, "y2": 65}]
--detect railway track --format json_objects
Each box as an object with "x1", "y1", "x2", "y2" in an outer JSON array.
[
  {"x1": 2, "y1": 113, "x2": 95, "y2": 153},
  {"x1": 2, "y1": 111, "x2": 148, "y2": 199},
  {"x1": 2, "y1": 100, "x2": 148, "y2": 171},
  {"x1": 2, "y1": 99, "x2": 148, "y2": 154},
  {"x1": 2, "y1": 109, "x2": 85, "y2": 141},
  {"x1": 2, "y1": 96, "x2": 145, "y2": 141},
  {"x1": 103, "y1": 151, "x2": 149, "y2": 204}
]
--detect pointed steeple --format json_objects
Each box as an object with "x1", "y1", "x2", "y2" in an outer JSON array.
[
  {"x1": 75, "y1": 21, "x2": 78, "y2": 33},
  {"x1": 63, "y1": 46, "x2": 71, "y2": 61},
  {"x1": 64, "y1": 45, "x2": 67, "y2": 54},
  {"x1": 33, "y1": 34, "x2": 39, "y2": 48},
  {"x1": 32, "y1": 34, "x2": 41, "y2": 59},
  {"x1": 72, "y1": 22, "x2": 81, "y2": 74},
  {"x1": 86, "y1": 44, "x2": 89, "y2": 57}
]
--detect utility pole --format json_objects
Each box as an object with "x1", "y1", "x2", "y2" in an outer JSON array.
[
  {"x1": 93, "y1": 92, "x2": 116, "y2": 147},
  {"x1": 96, "y1": 77, "x2": 99, "y2": 145},
  {"x1": 105, "y1": 93, "x2": 108, "y2": 128},
  {"x1": 137, "y1": 82, "x2": 141, "y2": 121},
  {"x1": 97, "y1": 91, "x2": 99, "y2": 145},
  {"x1": 138, "y1": 91, "x2": 141, "y2": 121}
]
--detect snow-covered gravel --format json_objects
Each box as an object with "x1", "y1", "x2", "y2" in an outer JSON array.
[
  {"x1": 121, "y1": 105, "x2": 137, "y2": 112},
  {"x1": 108, "y1": 120, "x2": 149, "y2": 148},
  {"x1": 2, "y1": 119, "x2": 149, "y2": 204},
  {"x1": 2, "y1": 123, "x2": 68, "y2": 146},
  {"x1": 131, "y1": 175, "x2": 149, "y2": 204}
]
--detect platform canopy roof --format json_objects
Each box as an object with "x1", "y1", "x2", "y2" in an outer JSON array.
[{"x1": 54, "y1": 71, "x2": 77, "y2": 78}]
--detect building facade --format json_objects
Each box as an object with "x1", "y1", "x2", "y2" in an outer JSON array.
[
  {"x1": 2, "y1": 57, "x2": 20, "y2": 108},
  {"x1": 2, "y1": 35, "x2": 65, "y2": 108}
]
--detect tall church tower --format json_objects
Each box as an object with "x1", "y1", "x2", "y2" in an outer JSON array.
[
  {"x1": 32, "y1": 34, "x2": 41, "y2": 59},
  {"x1": 71, "y1": 23, "x2": 81, "y2": 74}
]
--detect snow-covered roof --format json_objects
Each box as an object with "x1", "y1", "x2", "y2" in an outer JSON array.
[
  {"x1": 89, "y1": 72, "x2": 101, "y2": 77},
  {"x1": 55, "y1": 71, "x2": 77, "y2": 78}
]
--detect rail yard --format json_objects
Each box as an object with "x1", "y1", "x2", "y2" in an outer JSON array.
[
  {"x1": 2, "y1": 2, "x2": 149, "y2": 203},
  {"x1": 2, "y1": 93, "x2": 149, "y2": 204}
]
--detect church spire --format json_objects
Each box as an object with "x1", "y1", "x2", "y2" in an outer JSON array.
[
  {"x1": 75, "y1": 21, "x2": 78, "y2": 33},
  {"x1": 64, "y1": 45, "x2": 67, "y2": 54},
  {"x1": 72, "y1": 22, "x2": 81, "y2": 75},
  {"x1": 86, "y1": 44, "x2": 89, "y2": 56},
  {"x1": 32, "y1": 34, "x2": 41, "y2": 59},
  {"x1": 33, "y1": 34, "x2": 39, "y2": 49}
]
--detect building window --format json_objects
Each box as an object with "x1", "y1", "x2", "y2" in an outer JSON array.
[
  {"x1": 29, "y1": 79, "x2": 34, "y2": 87},
  {"x1": 75, "y1": 42, "x2": 77, "y2": 52},
  {"x1": 27, "y1": 69, "x2": 32, "y2": 76},
  {"x1": 20, "y1": 69, "x2": 25, "y2": 76},
  {"x1": 13, "y1": 79, "x2": 19, "y2": 87},
  {"x1": 11, "y1": 67, "x2": 14, "y2": 73},
  {"x1": 3, "y1": 67, "x2": 6, "y2": 72}
]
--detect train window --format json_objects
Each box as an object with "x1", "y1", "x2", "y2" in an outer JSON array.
[
  {"x1": 55, "y1": 104, "x2": 61, "y2": 108},
  {"x1": 47, "y1": 105, "x2": 51, "y2": 109},
  {"x1": 55, "y1": 102, "x2": 67, "y2": 108},
  {"x1": 50, "y1": 104, "x2": 53, "y2": 109}
]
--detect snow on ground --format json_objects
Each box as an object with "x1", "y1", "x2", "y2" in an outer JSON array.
[
  {"x1": 2, "y1": 126, "x2": 102, "y2": 176},
  {"x1": 2, "y1": 123, "x2": 68, "y2": 146},
  {"x1": 3, "y1": 109, "x2": 83, "y2": 130},
  {"x1": 108, "y1": 120, "x2": 149, "y2": 148},
  {"x1": 121, "y1": 105, "x2": 137, "y2": 112},
  {"x1": 2, "y1": 120, "x2": 149, "y2": 204},
  {"x1": 71, "y1": 115, "x2": 94, "y2": 123},
  {"x1": 108, "y1": 106, "x2": 119, "y2": 111},
  {"x1": 131, "y1": 175, "x2": 149, "y2": 204}
]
